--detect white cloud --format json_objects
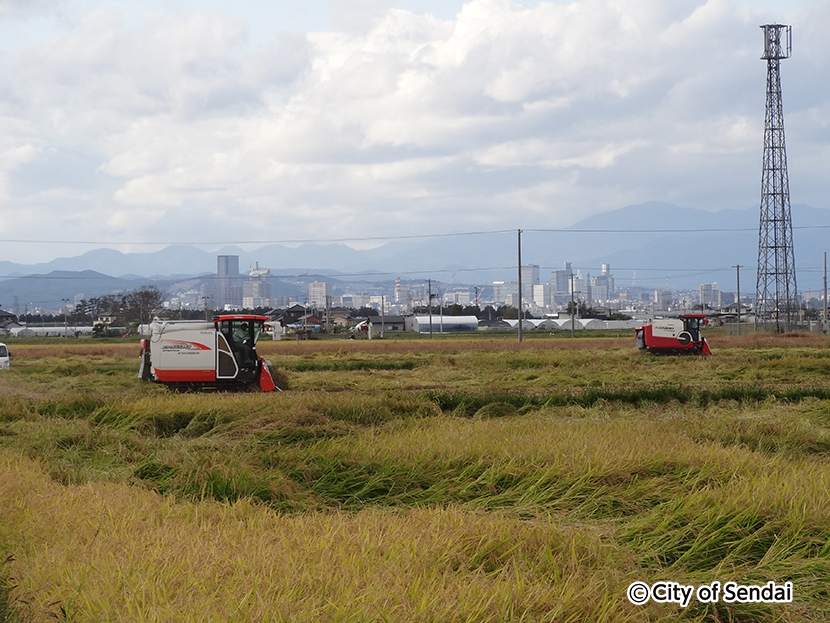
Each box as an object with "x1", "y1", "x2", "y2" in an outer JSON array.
[
  {"x1": 0, "y1": 0, "x2": 55, "y2": 17},
  {"x1": 0, "y1": 0, "x2": 827, "y2": 263},
  {"x1": 328, "y1": 0, "x2": 398, "y2": 33}
]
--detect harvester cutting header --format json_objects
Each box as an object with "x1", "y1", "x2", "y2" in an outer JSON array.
[
  {"x1": 635, "y1": 314, "x2": 712, "y2": 355},
  {"x1": 139, "y1": 315, "x2": 277, "y2": 391}
]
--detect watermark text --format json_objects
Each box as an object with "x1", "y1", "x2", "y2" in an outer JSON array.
[{"x1": 627, "y1": 581, "x2": 792, "y2": 607}]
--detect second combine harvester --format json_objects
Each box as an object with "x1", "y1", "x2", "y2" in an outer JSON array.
[{"x1": 635, "y1": 313, "x2": 712, "y2": 355}]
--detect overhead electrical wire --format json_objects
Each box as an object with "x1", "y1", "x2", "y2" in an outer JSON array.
[
  {"x1": 2, "y1": 223, "x2": 830, "y2": 247},
  {"x1": 0, "y1": 266, "x2": 752, "y2": 284},
  {"x1": 4, "y1": 225, "x2": 829, "y2": 301}
]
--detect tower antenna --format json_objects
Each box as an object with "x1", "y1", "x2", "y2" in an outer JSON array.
[{"x1": 756, "y1": 24, "x2": 797, "y2": 332}]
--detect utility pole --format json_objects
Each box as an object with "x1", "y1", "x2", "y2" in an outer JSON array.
[
  {"x1": 62, "y1": 298, "x2": 69, "y2": 337},
  {"x1": 570, "y1": 272, "x2": 575, "y2": 338},
  {"x1": 436, "y1": 288, "x2": 447, "y2": 335},
  {"x1": 326, "y1": 294, "x2": 331, "y2": 334},
  {"x1": 517, "y1": 229, "x2": 523, "y2": 343},
  {"x1": 733, "y1": 265, "x2": 743, "y2": 335},
  {"x1": 427, "y1": 279, "x2": 433, "y2": 339},
  {"x1": 824, "y1": 252, "x2": 828, "y2": 335},
  {"x1": 381, "y1": 294, "x2": 385, "y2": 339}
]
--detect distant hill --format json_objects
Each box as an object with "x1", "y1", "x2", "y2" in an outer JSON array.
[
  {"x1": 0, "y1": 271, "x2": 177, "y2": 312},
  {"x1": 1, "y1": 202, "x2": 828, "y2": 295}
]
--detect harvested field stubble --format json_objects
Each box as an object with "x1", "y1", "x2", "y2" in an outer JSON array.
[{"x1": 1, "y1": 334, "x2": 830, "y2": 621}]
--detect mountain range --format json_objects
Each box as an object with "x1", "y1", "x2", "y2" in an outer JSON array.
[{"x1": 2, "y1": 201, "x2": 829, "y2": 311}]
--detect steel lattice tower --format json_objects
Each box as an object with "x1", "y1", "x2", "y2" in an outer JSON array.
[{"x1": 756, "y1": 24, "x2": 797, "y2": 332}]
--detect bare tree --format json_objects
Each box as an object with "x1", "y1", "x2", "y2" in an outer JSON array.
[{"x1": 124, "y1": 286, "x2": 166, "y2": 326}]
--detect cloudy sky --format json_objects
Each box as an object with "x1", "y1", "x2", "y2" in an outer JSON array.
[{"x1": 0, "y1": 0, "x2": 826, "y2": 263}]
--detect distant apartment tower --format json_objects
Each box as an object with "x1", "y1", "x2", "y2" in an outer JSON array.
[
  {"x1": 215, "y1": 255, "x2": 242, "y2": 309},
  {"x1": 590, "y1": 282, "x2": 608, "y2": 304},
  {"x1": 569, "y1": 272, "x2": 586, "y2": 299},
  {"x1": 309, "y1": 281, "x2": 333, "y2": 308},
  {"x1": 699, "y1": 283, "x2": 719, "y2": 309},
  {"x1": 520, "y1": 264, "x2": 540, "y2": 301},
  {"x1": 243, "y1": 266, "x2": 272, "y2": 309},
  {"x1": 593, "y1": 264, "x2": 615, "y2": 298},
  {"x1": 392, "y1": 277, "x2": 412, "y2": 311},
  {"x1": 654, "y1": 290, "x2": 673, "y2": 310},
  {"x1": 353, "y1": 293, "x2": 371, "y2": 309},
  {"x1": 502, "y1": 282, "x2": 519, "y2": 305},
  {"x1": 533, "y1": 283, "x2": 551, "y2": 309},
  {"x1": 395, "y1": 277, "x2": 409, "y2": 305},
  {"x1": 492, "y1": 281, "x2": 505, "y2": 304},
  {"x1": 396, "y1": 288, "x2": 412, "y2": 311},
  {"x1": 552, "y1": 262, "x2": 573, "y2": 294}
]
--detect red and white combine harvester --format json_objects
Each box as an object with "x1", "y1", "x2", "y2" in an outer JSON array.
[
  {"x1": 635, "y1": 313, "x2": 712, "y2": 355},
  {"x1": 139, "y1": 315, "x2": 278, "y2": 391}
]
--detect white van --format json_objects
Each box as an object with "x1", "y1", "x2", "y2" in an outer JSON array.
[{"x1": 0, "y1": 342, "x2": 8, "y2": 370}]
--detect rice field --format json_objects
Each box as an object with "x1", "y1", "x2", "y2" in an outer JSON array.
[{"x1": 1, "y1": 332, "x2": 830, "y2": 621}]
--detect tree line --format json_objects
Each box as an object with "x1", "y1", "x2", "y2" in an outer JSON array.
[{"x1": 18, "y1": 286, "x2": 166, "y2": 328}]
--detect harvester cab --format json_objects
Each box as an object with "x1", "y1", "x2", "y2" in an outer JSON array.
[
  {"x1": 635, "y1": 313, "x2": 712, "y2": 355},
  {"x1": 139, "y1": 314, "x2": 278, "y2": 391}
]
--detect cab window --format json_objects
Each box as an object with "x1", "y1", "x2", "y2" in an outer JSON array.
[
  {"x1": 219, "y1": 320, "x2": 259, "y2": 367},
  {"x1": 683, "y1": 317, "x2": 702, "y2": 340}
]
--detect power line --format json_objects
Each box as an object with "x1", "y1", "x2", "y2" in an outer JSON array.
[
  {"x1": 2, "y1": 223, "x2": 830, "y2": 247},
  {"x1": 529, "y1": 225, "x2": 830, "y2": 234},
  {"x1": 0, "y1": 265, "x2": 750, "y2": 282},
  {"x1": 0, "y1": 230, "x2": 515, "y2": 246}
]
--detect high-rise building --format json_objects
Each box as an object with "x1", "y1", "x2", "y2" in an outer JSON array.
[
  {"x1": 308, "y1": 281, "x2": 333, "y2": 308},
  {"x1": 492, "y1": 281, "x2": 505, "y2": 304},
  {"x1": 593, "y1": 264, "x2": 615, "y2": 298},
  {"x1": 569, "y1": 272, "x2": 585, "y2": 299},
  {"x1": 654, "y1": 290, "x2": 673, "y2": 310},
  {"x1": 533, "y1": 284, "x2": 551, "y2": 309},
  {"x1": 591, "y1": 284, "x2": 608, "y2": 304},
  {"x1": 503, "y1": 281, "x2": 519, "y2": 305},
  {"x1": 520, "y1": 264, "x2": 540, "y2": 301},
  {"x1": 699, "y1": 283, "x2": 719, "y2": 309},
  {"x1": 552, "y1": 262, "x2": 573, "y2": 294},
  {"x1": 243, "y1": 266, "x2": 272, "y2": 308},
  {"x1": 215, "y1": 255, "x2": 242, "y2": 309}
]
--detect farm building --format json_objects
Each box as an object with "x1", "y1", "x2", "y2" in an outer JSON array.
[
  {"x1": 604, "y1": 320, "x2": 641, "y2": 330},
  {"x1": 368, "y1": 316, "x2": 408, "y2": 333},
  {"x1": 8, "y1": 326, "x2": 95, "y2": 337},
  {"x1": 478, "y1": 319, "x2": 511, "y2": 331},
  {"x1": 505, "y1": 319, "x2": 536, "y2": 331},
  {"x1": 0, "y1": 309, "x2": 21, "y2": 334},
  {"x1": 555, "y1": 318, "x2": 577, "y2": 332},
  {"x1": 532, "y1": 319, "x2": 559, "y2": 331},
  {"x1": 409, "y1": 316, "x2": 479, "y2": 333}
]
